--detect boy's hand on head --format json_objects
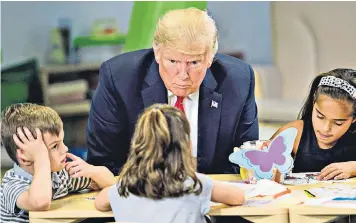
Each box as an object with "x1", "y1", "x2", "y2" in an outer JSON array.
[
  {"x1": 65, "y1": 153, "x2": 94, "y2": 178},
  {"x1": 13, "y1": 127, "x2": 48, "y2": 162},
  {"x1": 317, "y1": 162, "x2": 353, "y2": 180}
]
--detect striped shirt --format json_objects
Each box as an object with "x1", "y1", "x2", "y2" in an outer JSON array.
[{"x1": 0, "y1": 164, "x2": 92, "y2": 223}]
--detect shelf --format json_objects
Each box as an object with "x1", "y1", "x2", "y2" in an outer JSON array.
[
  {"x1": 50, "y1": 100, "x2": 91, "y2": 116},
  {"x1": 73, "y1": 34, "x2": 126, "y2": 48},
  {"x1": 41, "y1": 63, "x2": 101, "y2": 74}
]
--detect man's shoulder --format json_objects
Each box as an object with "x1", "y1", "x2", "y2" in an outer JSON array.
[
  {"x1": 214, "y1": 53, "x2": 251, "y2": 68},
  {"x1": 209, "y1": 54, "x2": 253, "y2": 87},
  {"x1": 212, "y1": 54, "x2": 253, "y2": 78}
]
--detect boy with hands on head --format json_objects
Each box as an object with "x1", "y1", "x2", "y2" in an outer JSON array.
[{"x1": 0, "y1": 103, "x2": 115, "y2": 222}]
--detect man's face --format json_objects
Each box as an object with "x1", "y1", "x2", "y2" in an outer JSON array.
[
  {"x1": 155, "y1": 47, "x2": 211, "y2": 97},
  {"x1": 42, "y1": 127, "x2": 68, "y2": 172}
]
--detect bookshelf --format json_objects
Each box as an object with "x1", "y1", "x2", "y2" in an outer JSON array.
[
  {"x1": 40, "y1": 63, "x2": 101, "y2": 158},
  {"x1": 50, "y1": 100, "x2": 91, "y2": 116},
  {"x1": 40, "y1": 63, "x2": 100, "y2": 116}
]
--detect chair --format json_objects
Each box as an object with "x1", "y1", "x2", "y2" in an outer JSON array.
[
  {"x1": 123, "y1": 1, "x2": 207, "y2": 53},
  {"x1": 253, "y1": 2, "x2": 356, "y2": 122},
  {"x1": 1, "y1": 58, "x2": 43, "y2": 168},
  {"x1": 1, "y1": 58, "x2": 43, "y2": 111}
]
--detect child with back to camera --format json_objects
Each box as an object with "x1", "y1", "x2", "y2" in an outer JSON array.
[
  {"x1": 0, "y1": 103, "x2": 116, "y2": 222},
  {"x1": 268, "y1": 69, "x2": 356, "y2": 181},
  {"x1": 95, "y1": 104, "x2": 245, "y2": 223}
]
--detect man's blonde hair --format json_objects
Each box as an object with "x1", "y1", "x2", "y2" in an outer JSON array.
[
  {"x1": 1, "y1": 103, "x2": 62, "y2": 164},
  {"x1": 153, "y1": 7, "x2": 218, "y2": 62}
]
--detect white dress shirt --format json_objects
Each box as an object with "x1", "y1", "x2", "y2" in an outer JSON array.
[{"x1": 168, "y1": 90, "x2": 199, "y2": 157}]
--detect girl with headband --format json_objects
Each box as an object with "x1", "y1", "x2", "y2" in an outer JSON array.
[{"x1": 269, "y1": 69, "x2": 356, "y2": 180}]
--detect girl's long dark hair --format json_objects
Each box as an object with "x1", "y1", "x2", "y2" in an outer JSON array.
[
  {"x1": 298, "y1": 68, "x2": 356, "y2": 133},
  {"x1": 118, "y1": 104, "x2": 202, "y2": 199}
]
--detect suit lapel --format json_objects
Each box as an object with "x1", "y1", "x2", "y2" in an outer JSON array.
[
  {"x1": 141, "y1": 61, "x2": 168, "y2": 107},
  {"x1": 198, "y1": 69, "x2": 222, "y2": 172}
]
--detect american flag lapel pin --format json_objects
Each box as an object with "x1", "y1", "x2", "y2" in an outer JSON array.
[{"x1": 211, "y1": 100, "x2": 218, "y2": 108}]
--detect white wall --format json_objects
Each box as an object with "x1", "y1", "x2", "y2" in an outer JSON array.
[
  {"x1": 208, "y1": 1, "x2": 272, "y2": 64},
  {"x1": 1, "y1": 1, "x2": 134, "y2": 67},
  {"x1": 1, "y1": 1, "x2": 272, "y2": 67}
]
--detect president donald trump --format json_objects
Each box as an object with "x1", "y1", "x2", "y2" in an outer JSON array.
[{"x1": 86, "y1": 7, "x2": 259, "y2": 175}]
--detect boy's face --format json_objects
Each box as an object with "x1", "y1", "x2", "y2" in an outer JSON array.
[
  {"x1": 312, "y1": 95, "x2": 355, "y2": 148},
  {"x1": 42, "y1": 127, "x2": 68, "y2": 172}
]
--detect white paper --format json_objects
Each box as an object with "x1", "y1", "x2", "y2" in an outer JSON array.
[
  {"x1": 219, "y1": 179, "x2": 288, "y2": 198},
  {"x1": 304, "y1": 197, "x2": 356, "y2": 209},
  {"x1": 242, "y1": 199, "x2": 272, "y2": 207},
  {"x1": 283, "y1": 172, "x2": 350, "y2": 185},
  {"x1": 306, "y1": 184, "x2": 356, "y2": 198}
]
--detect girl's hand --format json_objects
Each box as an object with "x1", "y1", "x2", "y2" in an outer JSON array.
[
  {"x1": 258, "y1": 140, "x2": 270, "y2": 150},
  {"x1": 65, "y1": 153, "x2": 94, "y2": 178},
  {"x1": 317, "y1": 162, "x2": 354, "y2": 180}
]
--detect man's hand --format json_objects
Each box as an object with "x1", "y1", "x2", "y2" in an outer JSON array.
[
  {"x1": 65, "y1": 153, "x2": 94, "y2": 178},
  {"x1": 317, "y1": 162, "x2": 354, "y2": 180},
  {"x1": 13, "y1": 127, "x2": 48, "y2": 163}
]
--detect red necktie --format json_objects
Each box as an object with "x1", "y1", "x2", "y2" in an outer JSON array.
[{"x1": 174, "y1": 96, "x2": 185, "y2": 113}]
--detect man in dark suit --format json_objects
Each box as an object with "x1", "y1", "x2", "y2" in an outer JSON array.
[{"x1": 86, "y1": 8, "x2": 258, "y2": 175}]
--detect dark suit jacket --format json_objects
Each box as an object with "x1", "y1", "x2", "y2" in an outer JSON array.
[{"x1": 86, "y1": 48, "x2": 259, "y2": 174}]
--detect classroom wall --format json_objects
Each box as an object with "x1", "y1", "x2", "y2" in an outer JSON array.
[{"x1": 1, "y1": 1, "x2": 272, "y2": 67}]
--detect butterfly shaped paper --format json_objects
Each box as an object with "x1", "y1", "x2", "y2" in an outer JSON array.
[{"x1": 229, "y1": 127, "x2": 297, "y2": 180}]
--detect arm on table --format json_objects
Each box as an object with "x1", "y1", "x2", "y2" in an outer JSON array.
[
  {"x1": 95, "y1": 187, "x2": 112, "y2": 212},
  {"x1": 211, "y1": 181, "x2": 245, "y2": 205},
  {"x1": 65, "y1": 153, "x2": 116, "y2": 190},
  {"x1": 89, "y1": 166, "x2": 116, "y2": 189}
]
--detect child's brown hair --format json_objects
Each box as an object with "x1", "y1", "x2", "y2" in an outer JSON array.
[
  {"x1": 118, "y1": 104, "x2": 202, "y2": 199},
  {"x1": 1, "y1": 103, "x2": 62, "y2": 164}
]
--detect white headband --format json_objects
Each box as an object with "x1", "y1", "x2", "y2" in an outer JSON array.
[{"x1": 319, "y1": 76, "x2": 356, "y2": 99}]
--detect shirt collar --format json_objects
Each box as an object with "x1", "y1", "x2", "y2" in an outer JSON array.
[
  {"x1": 13, "y1": 163, "x2": 33, "y2": 181},
  {"x1": 13, "y1": 163, "x2": 62, "y2": 184},
  {"x1": 167, "y1": 89, "x2": 199, "y2": 102}
]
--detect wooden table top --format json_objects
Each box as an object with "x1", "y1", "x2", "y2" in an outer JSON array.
[{"x1": 30, "y1": 174, "x2": 356, "y2": 219}]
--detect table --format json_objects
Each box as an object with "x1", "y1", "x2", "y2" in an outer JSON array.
[
  {"x1": 30, "y1": 174, "x2": 289, "y2": 223},
  {"x1": 288, "y1": 180, "x2": 356, "y2": 223},
  {"x1": 29, "y1": 175, "x2": 355, "y2": 223},
  {"x1": 207, "y1": 174, "x2": 289, "y2": 222},
  {"x1": 289, "y1": 206, "x2": 356, "y2": 223},
  {"x1": 29, "y1": 190, "x2": 111, "y2": 223}
]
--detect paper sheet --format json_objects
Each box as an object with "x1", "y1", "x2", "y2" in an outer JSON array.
[
  {"x1": 242, "y1": 199, "x2": 272, "y2": 207},
  {"x1": 306, "y1": 184, "x2": 356, "y2": 198},
  {"x1": 219, "y1": 179, "x2": 288, "y2": 198},
  {"x1": 283, "y1": 172, "x2": 350, "y2": 185},
  {"x1": 210, "y1": 199, "x2": 272, "y2": 207},
  {"x1": 304, "y1": 196, "x2": 356, "y2": 208}
]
